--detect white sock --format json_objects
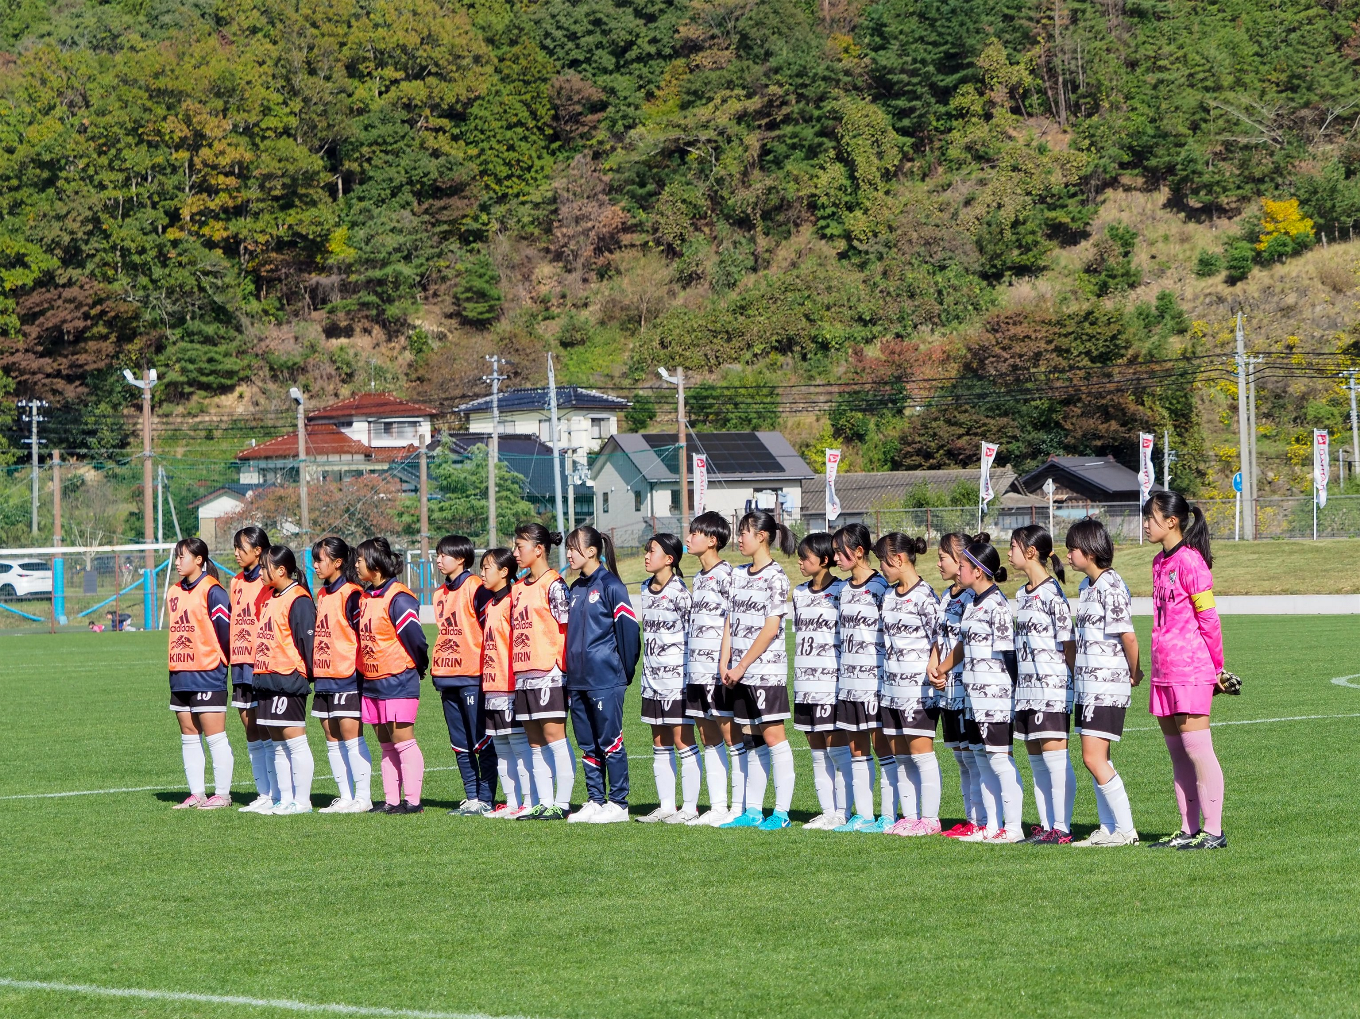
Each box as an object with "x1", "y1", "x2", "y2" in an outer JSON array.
[
  {"x1": 1045, "y1": 750, "x2": 1075, "y2": 833},
  {"x1": 828, "y1": 745, "x2": 852, "y2": 815},
  {"x1": 703, "y1": 743, "x2": 729, "y2": 812},
  {"x1": 878, "y1": 755, "x2": 899, "y2": 823},
  {"x1": 326, "y1": 740, "x2": 350, "y2": 800},
  {"x1": 989, "y1": 752, "x2": 1022, "y2": 833},
  {"x1": 510, "y1": 731, "x2": 535, "y2": 805},
  {"x1": 728, "y1": 742, "x2": 748, "y2": 814},
  {"x1": 912, "y1": 751, "x2": 941, "y2": 821},
  {"x1": 492, "y1": 735, "x2": 519, "y2": 809},
  {"x1": 952, "y1": 750, "x2": 972, "y2": 822},
  {"x1": 205, "y1": 731, "x2": 234, "y2": 797},
  {"x1": 286, "y1": 735, "x2": 314, "y2": 808},
  {"x1": 1100, "y1": 772, "x2": 1135, "y2": 835},
  {"x1": 972, "y1": 749, "x2": 999, "y2": 830},
  {"x1": 1028, "y1": 753, "x2": 1051, "y2": 830},
  {"x1": 895, "y1": 756, "x2": 918, "y2": 820},
  {"x1": 770, "y1": 741, "x2": 795, "y2": 812},
  {"x1": 342, "y1": 737, "x2": 372, "y2": 803},
  {"x1": 967, "y1": 750, "x2": 985, "y2": 823},
  {"x1": 678, "y1": 745, "x2": 702, "y2": 812},
  {"x1": 745, "y1": 743, "x2": 770, "y2": 812},
  {"x1": 1092, "y1": 775, "x2": 1114, "y2": 833},
  {"x1": 810, "y1": 748, "x2": 836, "y2": 814},
  {"x1": 180, "y1": 734, "x2": 206, "y2": 799},
  {"x1": 548, "y1": 738, "x2": 575, "y2": 809},
  {"x1": 246, "y1": 739, "x2": 270, "y2": 796},
  {"x1": 264, "y1": 739, "x2": 280, "y2": 802},
  {"x1": 529, "y1": 745, "x2": 553, "y2": 807},
  {"x1": 653, "y1": 746, "x2": 678, "y2": 813},
  {"x1": 851, "y1": 755, "x2": 874, "y2": 819},
  {"x1": 271, "y1": 740, "x2": 292, "y2": 806}
]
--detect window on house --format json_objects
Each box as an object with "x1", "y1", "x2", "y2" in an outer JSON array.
[
  {"x1": 538, "y1": 419, "x2": 552, "y2": 441},
  {"x1": 602, "y1": 492, "x2": 610, "y2": 514},
  {"x1": 634, "y1": 490, "x2": 643, "y2": 512},
  {"x1": 381, "y1": 420, "x2": 418, "y2": 439},
  {"x1": 590, "y1": 417, "x2": 610, "y2": 440}
]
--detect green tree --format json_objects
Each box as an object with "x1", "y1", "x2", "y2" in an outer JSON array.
[{"x1": 416, "y1": 443, "x2": 540, "y2": 543}]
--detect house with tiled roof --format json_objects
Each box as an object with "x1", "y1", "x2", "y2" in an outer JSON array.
[{"x1": 455, "y1": 386, "x2": 629, "y2": 459}]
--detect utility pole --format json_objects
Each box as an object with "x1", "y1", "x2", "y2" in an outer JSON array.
[
  {"x1": 18, "y1": 399, "x2": 46, "y2": 534},
  {"x1": 483, "y1": 354, "x2": 509, "y2": 546},
  {"x1": 1248, "y1": 354, "x2": 1263, "y2": 531},
  {"x1": 1234, "y1": 315, "x2": 1254, "y2": 540},
  {"x1": 418, "y1": 424, "x2": 430, "y2": 602},
  {"x1": 1342, "y1": 370, "x2": 1360, "y2": 483},
  {"x1": 288, "y1": 388, "x2": 309, "y2": 542},
  {"x1": 1162, "y1": 429, "x2": 1177, "y2": 493},
  {"x1": 53, "y1": 448, "x2": 64, "y2": 624},
  {"x1": 157, "y1": 465, "x2": 165, "y2": 545},
  {"x1": 123, "y1": 369, "x2": 158, "y2": 571},
  {"x1": 658, "y1": 367, "x2": 688, "y2": 523},
  {"x1": 547, "y1": 353, "x2": 566, "y2": 569}
]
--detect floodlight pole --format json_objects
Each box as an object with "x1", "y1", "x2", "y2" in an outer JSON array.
[
  {"x1": 659, "y1": 367, "x2": 688, "y2": 524},
  {"x1": 548, "y1": 354, "x2": 566, "y2": 569},
  {"x1": 1343, "y1": 370, "x2": 1360, "y2": 481},
  {"x1": 419, "y1": 423, "x2": 430, "y2": 602},
  {"x1": 123, "y1": 369, "x2": 158, "y2": 571},
  {"x1": 18, "y1": 399, "x2": 46, "y2": 534},
  {"x1": 483, "y1": 355, "x2": 509, "y2": 546},
  {"x1": 290, "y1": 388, "x2": 309, "y2": 541}
]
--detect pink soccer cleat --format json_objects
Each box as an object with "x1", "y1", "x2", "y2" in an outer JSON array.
[
  {"x1": 901, "y1": 818, "x2": 943, "y2": 837},
  {"x1": 943, "y1": 821, "x2": 982, "y2": 839},
  {"x1": 173, "y1": 794, "x2": 204, "y2": 809},
  {"x1": 197, "y1": 794, "x2": 232, "y2": 810}
]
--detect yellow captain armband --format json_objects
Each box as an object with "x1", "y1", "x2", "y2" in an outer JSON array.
[{"x1": 1189, "y1": 589, "x2": 1216, "y2": 612}]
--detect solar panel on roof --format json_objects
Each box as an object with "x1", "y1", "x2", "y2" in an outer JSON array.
[{"x1": 642, "y1": 433, "x2": 782, "y2": 475}]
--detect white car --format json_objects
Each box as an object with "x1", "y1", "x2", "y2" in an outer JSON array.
[{"x1": 0, "y1": 559, "x2": 53, "y2": 599}]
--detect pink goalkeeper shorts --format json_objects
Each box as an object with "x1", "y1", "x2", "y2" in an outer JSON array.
[
  {"x1": 361, "y1": 695, "x2": 420, "y2": 725},
  {"x1": 1149, "y1": 683, "x2": 1214, "y2": 718}
]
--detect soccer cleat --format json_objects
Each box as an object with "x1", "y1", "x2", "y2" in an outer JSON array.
[
  {"x1": 1073, "y1": 827, "x2": 1139, "y2": 847},
  {"x1": 318, "y1": 798, "x2": 352, "y2": 814},
  {"x1": 339, "y1": 798, "x2": 372, "y2": 814},
  {"x1": 666, "y1": 808, "x2": 700, "y2": 824},
  {"x1": 515, "y1": 804, "x2": 548, "y2": 820},
  {"x1": 1018, "y1": 825, "x2": 1052, "y2": 844},
  {"x1": 635, "y1": 807, "x2": 677, "y2": 823},
  {"x1": 271, "y1": 801, "x2": 312, "y2": 815},
  {"x1": 567, "y1": 801, "x2": 602, "y2": 823},
  {"x1": 802, "y1": 812, "x2": 838, "y2": 831},
  {"x1": 528, "y1": 805, "x2": 566, "y2": 820},
  {"x1": 369, "y1": 802, "x2": 396, "y2": 813},
  {"x1": 858, "y1": 817, "x2": 892, "y2": 834},
  {"x1": 885, "y1": 817, "x2": 916, "y2": 835},
  {"x1": 453, "y1": 799, "x2": 487, "y2": 816},
  {"x1": 757, "y1": 810, "x2": 791, "y2": 830},
  {"x1": 942, "y1": 821, "x2": 982, "y2": 839},
  {"x1": 591, "y1": 802, "x2": 630, "y2": 823},
  {"x1": 690, "y1": 808, "x2": 730, "y2": 827},
  {"x1": 982, "y1": 828, "x2": 1025, "y2": 844},
  {"x1": 390, "y1": 801, "x2": 424, "y2": 815},
  {"x1": 831, "y1": 814, "x2": 876, "y2": 833},
  {"x1": 485, "y1": 803, "x2": 519, "y2": 819},
  {"x1": 1147, "y1": 829, "x2": 1198, "y2": 849},
  {"x1": 903, "y1": 818, "x2": 944, "y2": 837},
  {"x1": 720, "y1": 808, "x2": 765, "y2": 828},
  {"x1": 196, "y1": 794, "x2": 232, "y2": 810},
  {"x1": 173, "y1": 794, "x2": 204, "y2": 809},
  {"x1": 957, "y1": 826, "x2": 992, "y2": 842},
  {"x1": 238, "y1": 794, "x2": 273, "y2": 814},
  {"x1": 1177, "y1": 831, "x2": 1227, "y2": 851}
]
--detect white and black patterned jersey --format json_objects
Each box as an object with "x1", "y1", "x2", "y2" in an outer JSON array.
[
  {"x1": 960, "y1": 585, "x2": 1015, "y2": 722},
  {"x1": 687, "y1": 560, "x2": 733, "y2": 686},
  {"x1": 937, "y1": 585, "x2": 975, "y2": 711},
  {"x1": 881, "y1": 579, "x2": 940, "y2": 709},
  {"x1": 792, "y1": 578, "x2": 844, "y2": 704},
  {"x1": 1014, "y1": 577, "x2": 1073, "y2": 713},
  {"x1": 727, "y1": 561, "x2": 790, "y2": 687},
  {"x1": 837, "y1": 572, "x2": 889, "y2": 701},
  {"x1": 1073, "y1": 568, "x2": 1134, "y2": 707},
  {"x1": 639, "y1": 575, "x2": 690, "y2": 700}
]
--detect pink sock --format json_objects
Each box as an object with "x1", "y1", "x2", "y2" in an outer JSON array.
[
  {"x1": 1180, "y1": 729, "x2": 1224, "y2": 836},
  {"x1": 379, "y1": 742, "x2": 401, "y2": 806},
  {"x1": 1163, "y1": 733, "x2": 1200, "y2": 833},
  {"x1": 395, "y1": 739, "x2": 425, "y2": 805}
]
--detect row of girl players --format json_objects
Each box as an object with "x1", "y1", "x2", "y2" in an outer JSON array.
[{"x1": 636, "y1": 494, "x2": 1228, "y2": 847}]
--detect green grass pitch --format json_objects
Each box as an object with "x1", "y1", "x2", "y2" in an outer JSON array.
[{"x1": 2, "y1": 618, "x2": 1359, "y2": 1018}]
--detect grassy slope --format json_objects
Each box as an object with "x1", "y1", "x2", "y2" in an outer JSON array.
[{"x1": 1, "y1": 621, "x2": 1359, "y2": 1018}]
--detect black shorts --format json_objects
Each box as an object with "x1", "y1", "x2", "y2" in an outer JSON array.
[
  {"x1": 940, "y1": 708, "x2": 968, "y2": 748},
  {"x1": 1014, "y1": 707, "x2": 1070, "y2": 742},
  {"x1": 684, "y1": 682, "x2": 719, "y2": 719},
  {"x1": 793, "y1": 701, "x2": 836, "y2": 733},
  {"x1": 168, "y1": 688, "x2": 228, "y2": 713},
  {"x1": 641, "y1": 694, "x2": 687, "y2": 726},
  {"x1": 513, "y1": 684, "x2": 568, "y2": 721},
  {"x1": 312, "y1": 691, "x2": 361, "y2": 719},
  {"x1": 1074, "y1": 703, "x2": 1127, "y2": 741},
  {"x1": 834, "y1": 696, "x2": 880, "y2": 732},
  {"x1": 708, "y1": 681, "x2": 735, "y2": 718},
  {"x1": 880, "y1": 703, "x2": 939, "y2": 737},
  {"x1": 230, "y1": 684, "x2": 257, "y2": 710},
  {"x1": 964, "y1": 716, "x2": 1012, "y2": 751},
  {"x1": 256, "y1": 692, "x2": 308, "y2": 727},
  {"x1": 730, "y1": 684, "x2": 791, "y2": 726}
]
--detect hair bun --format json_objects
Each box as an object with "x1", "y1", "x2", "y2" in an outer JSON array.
[
  {"x1": 974, "y1": 531, "x2": 991, "y2": 545},
  {"x1": 548, "y1": 531, "x2": 563, "y2": 547},
  {"x1": 994, "y1": 566, "x2": 1008, "y2": 582},
  {"x1": 912, "y1": 536, "x2": 928, "y2": 555}
]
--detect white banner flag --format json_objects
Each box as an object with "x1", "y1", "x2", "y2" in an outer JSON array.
[
  {"x1": 825, "y1": 449, "x2": 842, "y2": 523},
  {"x1": 1138, "y1": 432, "x2": 1155, "y2": 505},
  {"x1": 979, "y1": 441, "x2": 999, "y2": 514},
  {"x1": 1315, "y1": 429, "x2": 1330, "y2": 508},
  {"x1": 693, "y1": 454, "x2": 708, "y2": 516}
]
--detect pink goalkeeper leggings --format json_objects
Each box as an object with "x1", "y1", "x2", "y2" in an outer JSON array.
[
  {"x1": 1164, "y1": 729, "x2": 1223, "y2": 836},
  {"x1": 379, "y1": 739, "x2": 425, "y2": 806}
]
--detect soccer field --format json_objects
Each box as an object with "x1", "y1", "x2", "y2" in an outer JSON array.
[{"x1": 2, "y1": 619, "x2": 1358, "y2": 1019}]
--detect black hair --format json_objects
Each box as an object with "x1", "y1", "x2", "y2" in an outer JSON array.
[
  {"x1": 646, "y1": 533, "x2": 685, "y2": 579},
  {"x1": 962, "y1": 539, "x2": 1008, "y2": 583},
  {"x1": 514, "y1": 522, "x2": 563, "y2": 554},
  {"x1": 797, "y1": 531, "x2": 835, "y2": 568},
  {"x1": 311, "y1": 536, "x2": 358, "y2": 585},
  {"x1": 739, "y1": 510, "x2": 797, "y2": 556},
  {"x1": 940, "y1": 531, "x2": 987, "y2": 563},
  {"x1": 873, "y1": 531, "x2": 928, "y2": 565},
  {"x1": 233, "y1": 525, "x2": 270, "y2": 555},
  {"x1": 688, "y1": 511, "x2": 731, "y2": 550},
  {"x1": 263, "y1": 544, "x2": 310, "y2": 594},
  {"x1": 435, "y1": 534, "x2": 477, "y2": 573},
  {"x1": 480, "y1": 547, "x2": 518, "y2": 587},
  {"x1": 1010, "y1": 524, "x2": 1066, "y2": 583},
  {"x1": 566, "y1": 525, "x2": 619, "y2": 576},
  {"x1": 174, "y1": 537, "x2": 218, "y2": 581},
  {"x1": 355, "y1": 536, "x2": 402, "y2": 582},
  {"x1": 1065, "y1": 518, "x2": 1114, "y2": 570},
  {"x1": 1142, "y1": 491, "x2": 1213, "y2": 569},
  {"x1": 831, "y1": 523, "x2": 874, "y2": 563}
]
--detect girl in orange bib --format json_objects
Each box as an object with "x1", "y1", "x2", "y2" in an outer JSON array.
[
  {"x1": 230, "y1": 526, "x2": 277, "y2": 812},
  {"x1": 481, "y1": 547, "x2": 534, "y2": 818}
]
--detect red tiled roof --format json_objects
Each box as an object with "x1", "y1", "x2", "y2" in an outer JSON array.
[
  {"x1": 306, "y1": 392, "x2": 438, "y2": 423},
  {"x1": 370, "y1": 443, "x2": 420, "y2": 462},
  {"x1": 237, "y1": 424, "x2": 375, "y2": 461}
]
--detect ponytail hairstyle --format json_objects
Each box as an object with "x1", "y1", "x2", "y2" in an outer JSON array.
[
  {"x1": 263, "y1": 544, "x2": 310, "y2": 594},
  {"x1": 689, "y1": 510, "x2": 731, "y2": 550},
  {"x1": 797, "y1": 531, "x2": 835, "y2": 569},
  {"x1": 646, "y1": 533, "x2": 685, "y2": 579},
  {"x1": 831, "y1": 522, "x2": 874, "y2": 565},
  {"x1": 1142, "y1": 490, "x2": 1213, "y2": 568},
  {"x1": 480, "y1": 547, "x2": 518, "y2": 589},
  {"x1": 873, "y1": 531, "x2": 928, "y2": 566},
  {"x1": 514, "y1": 522, "x2": 563, "y2": 556},
  {"x1": 355, "y1": 536, "x2": 402, "y2": 582},
  {"x1": 567, "y1": 525, "x2": 619, "y2": 576},
  {"x1": 739, "y1": 509, "x2": 797, "y2": 556},
  {"x1": 435, "y1": 533, "x2": 476, "y2": 574},
  {"x1": 311, "y1": 536, "x2": 357, "y2": 585},
  {"x1": 1009, "y1": 524, "x2": 1066, "y2": 583},
  {"x1": 233, "y1": 525, "x2": 270, "y2": 559},
  {"x1": 174, "y1": 537, "x2": 218, "y2": 581},
  {"x1": 1064, "y1": 518, "x2": 1114, "y2": 570},
  {"x1": 961, "y1": 538, "x2": 1007, "y2": 584}
]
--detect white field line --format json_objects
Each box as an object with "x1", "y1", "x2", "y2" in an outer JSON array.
[{"x1": 0, "y1": 977, "x2": 543, "y2": 1019}]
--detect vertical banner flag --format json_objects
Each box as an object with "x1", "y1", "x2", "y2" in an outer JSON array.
[
  {"x1": 1315, "y1": 429, "x2": 1330, "y2": 508},
  {"x1": 693, "y1": 454, "x2": 708, "y2": 516},
  {"x1": 825, "y1": 449, "x2": 842, "y2": 523},
  {"x1": 1138, "y1": 432, "x2": 1155, "y2": 505},
  {"x1": 979, "y1": 441, "x2": 999, "y2": 514}
]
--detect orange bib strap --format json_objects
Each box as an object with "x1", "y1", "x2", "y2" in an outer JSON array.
[{"x1": 167, "y1": 575, "x2": 225, "y2": 672}]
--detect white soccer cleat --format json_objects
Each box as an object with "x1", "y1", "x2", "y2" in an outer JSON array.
[
  {"x1": 338, "y1": 798, "x2": 372, "y2": 813},
  {"x1": 958, "y1": 826, "x2": 992, "y2": 842},
  {"x1": 591, "y1": 802, "x2": 630, "y2": 823},
  {"x1": 238, "y1": 795, "x2": 274, "y2": 814},
  {"x1": 803, "y1": 812, "x2": 836, "y2": 830},
  {"x1": 567, "y1": 801, "x2": 602, "y2": 823},
  {"x1": 687, "y1": 808, "x2": 726, "y2": 826},
  {"x1": 665, "y1": 808, "x2": 700, "y2": 824},
  {"x1": 982, "y1": 827, "x2": 1026, "y2": 844},
  {"x1": 1073, "y1": 828, "x2": 1139, "y2": 847},
  {"x1": 635, "y1": 807, "x2": 677, "y2": 823},
  {"x1": 318, "y1": 798, "x2": 353, "y2": 814},
  {"x1": 270, "y1": 801, "x2": 312, "y2": 815}
]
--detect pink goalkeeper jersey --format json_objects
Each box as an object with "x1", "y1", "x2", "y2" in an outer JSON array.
[{"x1": 1150, "y1": 544, "x2": 1224, "y2": 687}]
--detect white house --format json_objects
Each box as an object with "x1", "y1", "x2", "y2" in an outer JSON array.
[
  {"x1": 456, "y1": 386, "x2": 630, "y2": 466},
  {"x1": 306, "y1": 392, "x2": 437, "y2": 449},
  {"x1": 192, "y1": 485, "x2": 262, "y2": 551}
]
